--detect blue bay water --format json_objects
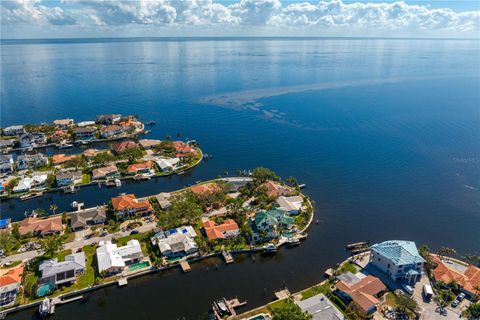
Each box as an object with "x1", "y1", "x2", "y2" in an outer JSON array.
[{"x1": 1, "y1": 38, "x2": 479, "y2": 319}]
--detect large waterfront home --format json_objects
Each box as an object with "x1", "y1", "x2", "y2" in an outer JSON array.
[
  {"x1": 96, "y1": 240, "x2": 143, "y2": 275},
  {"x1": 12, "y1": 174, "x2": 48, "y2": 193},
  {"x1": 259, "y1": 181, "x2": 292, "y2": 198},
  {"x1": 138, "y1": 139, "x2": 161, "y2": 149},
  {"x1": 127, "y1": 161, "x2": 153, "y2": 175},
  {"x1": 431, "y1": 255, "x2": 480, "y2": 297},
  {"x1": 250, "y1": 209, "x2": 294, "y2": 242},
  {"x1": 111, "y1": 194, "x2": 153, "y2": 217},
  {"x1": 172, "y1": 141, "x2": 197, "y2": 158},
  {"x1": 335, "y1": 272, "x2": 386, "y2": 314},
  {"x1": 151, "y1": 226, "x2": 198, "y2": 258},
  {"x1": 73, "y1": 127, "x2": 96, "y2": 141},
  {"x1": 19, "y1": 132, "x2": 47, "y2": 148},
  {"x1": 154, "y1": 192, "x2": 172, "y2": 210},
  {"x1": 96, "y1": 114, "x2": 121, "y2": 125},
  {"x1": 38, "y1": 252, "x2": 86, "y2": 289},
  {"x1": 70, "y1": 206, "x2": 107, "y2": 231},
  {"x1": 17, "y1": 153, "x2": 48, "y2": 170},
  {"x1": 111, "y1": 140, "x2": 138, "y2": 154},
  {"x1": 155, "y1": 157, "x2": 180, "y2": 172},
  {"x1": 51, "y1": 153, "x2": 78, "y2": 165},
  {"x1": 55, "y1": 170, "x2": 82, "y2": 187},
  {"x1": 92, "y1": 165, "x2": 119, "y2": 180},
  {"x1": 0, "y1": 154, "x2": 14, "y2": 174},
  {"x1": 2, "y1": 125, "x2": 25, "y2": 136},
  {"x1": 100, "y1": 125, "x2": 123, "y2": 138},
  {"x1": 53, "y1": 119, "x2": 74, "y2": 129},
  {"x1": 202, "y1": 219, "x2": 240, "y2": 241},
  {"x1": 18, "y1": 216, "x2": 63, "y2": 237},
  {"x1": 0, "y1": 265, "x2": 24, "y2": 307},
  {"x1": 296, "y1": 293, "x2": 346, "y2": 320},
  {"x1": 276, "y1": 195, "x2": 304, "y2": 215},
  {"x1": 369, "y1": 240, "x2": 425, "y2": 284}
]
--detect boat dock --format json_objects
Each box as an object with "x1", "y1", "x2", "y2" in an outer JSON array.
[
  {"x1": 221, "y1": 247, "x2": 234, "y2": 264},
  {"x1": 118, "y1": 278, "x2": 128, "y2": 286},
  {"x1": 274, "y1": 288, "x2": 291, "y2": 300},
  {"x1": 345, "y1": 241, "x2": 370, "y2": 255},
  {"x1": 180, "y1": 261, "x2": 191, "y2": 272}
]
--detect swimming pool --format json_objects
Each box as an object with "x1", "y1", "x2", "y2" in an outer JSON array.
[
  {"x1": 128, "y1": 261, "x2": 150, "y2": 271},
  {"x1": 36, "y1": 283, "x2": 55, "y2": 297}
]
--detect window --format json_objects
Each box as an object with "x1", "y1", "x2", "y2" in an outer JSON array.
[{"x1": 387, "y1": 264, "x2": 390, "y2": 269}]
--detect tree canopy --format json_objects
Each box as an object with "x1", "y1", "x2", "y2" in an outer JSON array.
[
  {"x1": 252, "y1": 167, "x2": 279, "y2": 184},
  {"x1": 270, "y1": 300, "x2": 312, "y2": 320},
  {"x1": 39, "y1": 234, "x2": 65, "y2": 258}
]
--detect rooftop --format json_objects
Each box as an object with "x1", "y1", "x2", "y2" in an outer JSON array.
[
  {"x1": 370, "y1": 240, "x2": 425, "y2": 266},
  {"x1": 296, "y1": 293, "x2": 346, "y2": 320},
  {"x1": 203, "y1": 219, "x2": 239, "y2": 240}
]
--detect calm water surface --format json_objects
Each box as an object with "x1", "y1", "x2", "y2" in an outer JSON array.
[{"x1": 1, "y1": 38, "x2": 479, "y2": 319}]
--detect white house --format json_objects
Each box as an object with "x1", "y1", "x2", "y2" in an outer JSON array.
[
  {"x1": 0, "y1": 154, "x2": 14, "y2": 174},
  {"x1": 276, "y1": 196, "x2": 304, "y2": 214},
  {"x1": 55, "y1": 170, "x2": 82, "y2": 187},
  {"x1": 155, "y1": 157, "x2": 180, "y2": 172},
  {"x1": 19, "y1": 133, "x2": 47, "y2": 148},
  {"x1": 150, "y1": 226, "x2": 198, "y2": 258},
  {"x1": 38, "y1": 252, "x2": 86, "y2": 287},
  {"x1": 2, "y1": 125, "x2": 25, "y2": 136},
  {"x1": 17, "y1": 153, "x2": 48, "y2": 170},
  {"x1": 96, "y1": 240, "x2": 143, "y2": 275},
  {"x1": 12, "y1": 174, "x2": 48, "y2": 193},
  {"x1": 369, "y1": 240, "x2": 425, "y2": 284}
]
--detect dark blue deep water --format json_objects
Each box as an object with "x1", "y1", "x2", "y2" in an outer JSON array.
[{"x1": 1, "y1": 38, "x2": 479, "y2": 319}]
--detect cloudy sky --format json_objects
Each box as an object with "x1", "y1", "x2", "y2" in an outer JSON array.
[{"x1": 1, "y1": 0, "x2": 479, "y2": 39}]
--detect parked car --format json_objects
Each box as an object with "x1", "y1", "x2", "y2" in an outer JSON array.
[
  {"x1": 130, "y1": 230, "x2": 139, "y2": 235},
  {"x1": 457, "y1": 293, "x2": 465, "y2": 301},
  {"x1": 403, "y1": 284, "x2": 414, "y2": 295},
  {"x1": 451, "y1": 300, "x2": 459, "y2": 308},
  {"x1": 0, "y1": 249, "x2": 3, "y2": 257}
]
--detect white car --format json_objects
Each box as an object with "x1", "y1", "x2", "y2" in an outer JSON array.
[{"x1": 403, "y1": 284, "x2": 414, "y2": 295}]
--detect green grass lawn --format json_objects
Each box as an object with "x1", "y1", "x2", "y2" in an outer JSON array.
[
  {"x1": 301, "y1": 283, "x2": 330, "y2": 300},
  {"x1": 55, "y1": 249, "x2": 73, "y2": 261},
  {"x1": 57, "y1": 245, "x2": 96, "y2": 294},
  {"x1": 81, "y1": 174, "x2": 91, "y2": 184},
  {"x1": 339, "y1": 261, "x2": 358, "y2": 274},
  {"x1": 0, "y1": 260, "x2": 22, "y2": 269}
]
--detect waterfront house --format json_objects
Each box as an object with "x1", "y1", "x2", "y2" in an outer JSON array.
[
  {"x1": 369, "y1": 240, "x2": 425, "y2": 284},
  {"x1": 0, "y1": 265, "x2": 24, "y2": 307},
  {"x1": 431, "y1": 255, "x2": 480, "y2": 297},
  {"x1": 74, "y1": 127, "x2": 96, "y2": 141},
  {"x1": 296, "y1": 293, "x2": 347, "y2": 320},
  {"x1": 49, "y1": 130, "x2": 70, "y2": 143},
  {"x1": 0, "y1": 154, "x2": 14, "y2": 174},
  {"x1": 154, "y1": 192, "x2": 172, "y2": 210},
  {"x1": 2, "y1": 125, "x2": 25, "y2": 137},
  {"x1": 251, "y1": 209, "x2": 294, "y2": 242},
  {"x1": 127, "y1": 161, "x2": 153, "y2": 175},
  {"x1": 53, "y1": 119, "x2": 74, "y2": 129},
  {"x1": 18, "y1": 216, "x2": 63, "y2": 237},
  {"x1": 118, "y1": 118, "x2": 137, "y2": 131},
  {"x1": 202, "y1": 219, "x2": 240, "y2": 241},
  {"x1": 155, "y1": 157, "x2": 180, "y2": 172},
  {"x1": 70, "y1": 206, "x2": 107, "y2": 231},
  {"x1": 96, "y1": 240, "x2": 143, "y2": 275},
  {"x1": 173, "y1": 141, "x2": 198, "y2": 158},
  {"x1": 111, "y1": 140, "x2": 138, "y2": 154},
  {"x1": 0, "y1": 139, "x2": 17, "y2": 150},
  {"x1": 111, "y1": 194, "x2": 153, "y2": 217},
  {"x1": 100, "y1": 125, "x2": 123, "y2": 138},
  {"x1": 151, "y1": 226, "x2": 198, "y2": 258},
  {"x1": 190, "y1": 182, "x2": 220, "y2": 195},
  {"x1": 92, "y1": 165, "x2": 119, "y2": 180},
  {"x1": 260, "y1": 181, "x2": 292, "y2": 198},
  {"x1": 77, "y1": 121, "x2": 96, "y2": 127},
  {"x1": 12, "y1": 174, "x2": 48, "y2": 193},
  {"x1": 276, "y1": 196, "x2": 304, "y2": 215},
  {"x1": 220, "y1": 177, "x2": 253, "y2": 191},
  {"x1": 96, "y1": 114, "x2": 121, "y2": 125},
  {"x1": 83, "y1": 148, "x2": 102, "y2": 158},
  {"x1": 17, "y1": 153, "x2": 48, "y2": 170},
  {"x1": 52, "y1": 153, "x2": 78, "y2": 165},
  {"x1": 55, "y1": 170, "x2": 82, "y2": 187},
  {"x1": 19, "y1": 132, "x2": 47, "y2": 148},
  {"x1": 38, "y1": 252, "x2": 86, "y2": 288},
  {"x1": 335, "y1": 272, "x2": 386, "y2": 314},
  {"x1": 138, "y1": 139, "x2": 161, "y2": 149}
]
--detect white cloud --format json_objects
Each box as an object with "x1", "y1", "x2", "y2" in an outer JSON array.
[{"x1": 1, "y1": 0, "x2": 479, "y2": 37}]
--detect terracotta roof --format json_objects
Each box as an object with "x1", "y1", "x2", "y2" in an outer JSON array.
[
  {"x1": 83, "y1": 148, "x2": 103, "y2": 157},
  {"x1": 52, "y1": 153, "x2": 78, "y2": 164},
  {"x1": 92, "y1": 165, "x2": 118, "y2": 179},
  {"x1": 112, "y1": 141, "x2": 138, "y2": 153},
  {"x1": 111, "y1": 194, "x2": 153, "y2": 212},
  {"x1": 127, "y1": 161, "x2": 152, "y2": 173},
  {"x1": 203, "y1": 219, "x2": 239, "y2": 240},
  {"x1": 173, "y1": 141, "x2": 197, "y2": 155},
  {"x1": 101, "y1": 125, "x2": 122, "y2": 132},
  {"x1": 18, "y1": 216, "x2": 63, "y2": 236},
  {"x1": 260, "y1": 181, "x2": 291, "y2": 198},
  {"x1": 431, "y1": 255, "x2": 480, "y2": 295},
  {"x1": 336, "y1": 275, "x2": 386, "y2": 313},
  {"x1": 190, "y1": 182, "x2": 219, "y2": 195},
  {"x1": 50, "y1": 130, "x2": 69, "y2": 138},
  {"x1": 0, "y1": 265, "x2": 24, "y2": 287}
]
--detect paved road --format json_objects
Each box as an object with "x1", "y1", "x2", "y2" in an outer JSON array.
[{"x1": 0, "y1": 221, "x2": 157, "y2": 264}]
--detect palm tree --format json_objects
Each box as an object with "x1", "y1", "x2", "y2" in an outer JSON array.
[{"x1": 50, "y1": 204, "x2": 58, "y2": 215}]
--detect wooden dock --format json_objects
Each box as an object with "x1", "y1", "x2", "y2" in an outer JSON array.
[
  {"x1": 180, "y1": 261, "x2": 191, "y2": 272},
  {"x1": 221, "y1": 247, "x2": 234, "y2": 264},
  {"x1": 274, "y1": 289, "x2": 291, "y2": 300},
  {"x1": 118, "y1": 278, "x2": 128, "y2": 286}
]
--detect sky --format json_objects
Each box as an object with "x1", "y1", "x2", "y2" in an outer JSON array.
[{"x1": 1, "y1": 0, "x2": 479, "y2": 39}]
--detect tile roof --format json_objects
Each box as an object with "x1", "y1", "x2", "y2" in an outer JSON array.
[
  {"x1": 111, "y1": 194, "x2": 153, "y2": 212},
  {"x1": 190, "y1": 182, "x2": 219, "y2": 195},
  {"x1": 0, "y1": 265, "x2": 24, "y2": 287},
  {"x1": 203, "y1": 219, "x2": 239, "y2": 240},
  {"x1": 138, "y1": 139, "x2": 161, "y2": 148},
  {"x1": 370, "y1": 240, "x2": 425, "y2": 265},
  {"x1": 92, "y1": 165, "x2": 118, "y2": 179},
  {"x1": 260, "y1": 181, "x2": 291, "y2": 198},
  {"x1": 336, "y1": 274, "x2": 386, "y2": 313},
  {"x1": 127, "y1": 161, "x2": 152, "y2": 173},
  {"x1": 70, "y1": 206, "x2": 107, "y2": 229},
  {"x1": 18, "y1": 216, "x2": 63, "y2": 236},
  {"x1": 52, "y1": 153, "x2": 78, "y2": 165},
  {"x1": 431, "y1": 255, "x2": 480, "y2": 295},
  {"x1": 112, "y1": 140, "x2": 138, "y2": 153}
]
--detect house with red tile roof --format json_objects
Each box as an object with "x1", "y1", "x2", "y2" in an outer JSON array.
[
  {"x1": 190, "y1": 182, "x2": 219, "y2": 195},
  {"x1": 202, "y1": 219, "x2": 240, "y2": 240},
  {"x1": 100, "y1": 125, "x2": 123, "y2": 138},
  {"x1": 49, "y1": 130, "x2": 70, "y2": 142},
  {"x1": 127, "y1": 161, "x2": 153, "y2": 174},
  {"x1": 260, "y1": 181, "x2": 292, "y2": 198},
  {"x1": 18, "y1": 216, "x2": 63, "y2": 237},
  {"x1": 0, "y1": 265, "x2": 24, "y2": 307},
  {"x1": 431, "y1": 255, "x2": 480, "y2": 296},
  {"x1": 52, "y1": 153, "x2": 78, "y2": 165},
  {"x1": 111, "y1": 141, "x2": 138, "y2": 154},
  {"x1": 335, "y1": 272, "x2": 386, "y2": 314},
  {"x1": 173, "y1": 141, "x2": 198, "y2": 158},
  {"x1": 111, "y1": 194, "x2": 153, "y2": 217}
]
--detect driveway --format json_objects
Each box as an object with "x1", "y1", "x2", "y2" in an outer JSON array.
[{"x1": 414, "y1": 275, "x2": 461, "y2": 320}]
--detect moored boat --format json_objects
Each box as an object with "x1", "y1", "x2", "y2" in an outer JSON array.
[
  {"x1": 20, "y1": 191, "x2": 43, "y2": 200},
  {"x1": 114, "y1": 179, "x2": 122, "y2": 187},
  {"x1": 263, "y1": 243, "x2": 277, "y2": 253}
]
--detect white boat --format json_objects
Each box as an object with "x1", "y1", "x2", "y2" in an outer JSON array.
[
  {"x1": 38, "y1": 298, "x2": 51, "y2": 315},
  {"x1": 263, "y1": 244, "x2": 277, "y2": 253},
  {"x1": 287, "y1": 237, "x2": 300, "y2": 246},
  {"x1": 114, "y1": 179, "x2": 122, "y2": 187},
  {"x1": 58, "y1": 143, "x2": 73, "y2": 149},
  {"x1": 71, "y1": 201, "x2": 78, "y2": 208}
]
